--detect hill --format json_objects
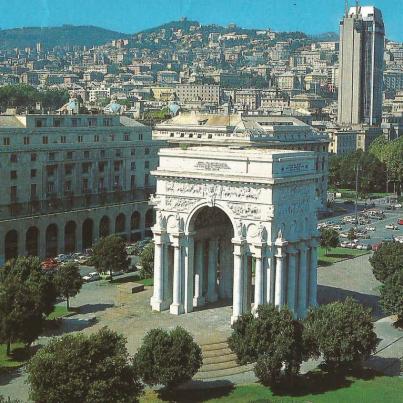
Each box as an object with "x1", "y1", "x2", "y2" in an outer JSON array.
[{"x1": 0, "y1": 25, "x2": 129, "y2": 49}]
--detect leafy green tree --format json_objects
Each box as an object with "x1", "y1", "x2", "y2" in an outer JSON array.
[
  {"x1": 379, "y1": 270, "x2": 403, "y2": 323},
  {"x1": 319, "y1": 227, "x2": 339, "y2": 255},
  {"x1": 228, "y1": 305, "x2": 308, "y2": 385},
  {"x1": 0, "y1": 257, "x2": 58, "y2": 355},
  {"x1": 304, "y1": 298, "x2": 378, "y2": 370},
  {"x1": 139, "y1": 241, "x2": 154, "y2": 279},
  {"x1": 369, "y1": 241, "x2": 403, "y2": 283},
  {"x1": 135, "y1": 327, "x2": 202, "y2": 389},
  {"x1": 92, "y1": 235, "x2": 129, "y2": 281},
  {"x1": 54, "y1": 262, "x2": 83, "y2": 310},
  {"x1": 0, "y1": 396, "x2": 21, "y2": 403},
  {"x1": 27, "y1": 327, "x2": 143, "y2": 403}
]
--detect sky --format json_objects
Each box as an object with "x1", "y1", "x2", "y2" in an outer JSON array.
[{"x1": 0, "y1": 0, "x2": 401, "y2": 41}]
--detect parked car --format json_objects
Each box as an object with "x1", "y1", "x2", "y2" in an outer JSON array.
[
  {"x1": 365, "y1": 226, "x2": 376, "y2": 231},
  {"x1": 394, "y1": 203, "x2": 402, "y2": 208},
  {"x1": 82, "y1": 272, "x2": 101, "y2": 282},
  {"x1": 372, "y1": 243, "x2": 382, "y2": 251},
  {"x1": 397, "y1": 218, "x2": 403, "y2": 225},
  {"x1": 385, "y1": 224, "x2": 399, "y2": 230},
  {"x1": 41, "y1": 258, "x2": 58, "y2": 270}
]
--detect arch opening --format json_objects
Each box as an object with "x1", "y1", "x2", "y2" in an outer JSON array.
[{"x1": 5, "y1": 230, "x2": 18, "y2": 261}]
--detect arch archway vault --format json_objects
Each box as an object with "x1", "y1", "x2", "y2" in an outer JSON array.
[{"x1": 150, "y1": 147, "x2": 320, "y2": 323}]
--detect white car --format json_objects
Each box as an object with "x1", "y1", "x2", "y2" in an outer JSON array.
[
  {"x1": 394, "y1": 203, "x2": 402, "y2": 208},
  {"x1": 365, "y1": 226, "x2": 376, "y2": 231},
  {"x1": 385, "y1": 224, "x2": 399, "y2": 230},
  {"x1": 82, "y1": 272, "x2": 100, "y2": 282}
]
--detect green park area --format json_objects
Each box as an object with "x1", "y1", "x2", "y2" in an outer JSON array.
[
  {"x1": 141, "y1": 372, "x2": 403, "y2": 403},
  {"x1": 318, "y1": 246, "x2": 369, "y2": 266}
]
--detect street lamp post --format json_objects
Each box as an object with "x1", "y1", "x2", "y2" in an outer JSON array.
[{"x1": 355, "y1": 162, "x2": 360, "y2": 224}]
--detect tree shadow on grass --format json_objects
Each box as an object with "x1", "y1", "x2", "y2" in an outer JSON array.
[
  {"x1": 158, "y1": 380, "x2": 235, "y2": 402},
  {"x1": 78, "y1": 303, "x2": 114, "y2": 314},
  {"x1": 271, "y1": 367, "x2": 377, "y2": 397}
]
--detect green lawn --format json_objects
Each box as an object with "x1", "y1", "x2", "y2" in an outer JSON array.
[
  {"x1": 141, "y1": 372, "x2": 403, "y2": 403},
  {"x1": 137, "y1": 277, "x2": 153, "y2": 286},
  {"x1": 46, "y1": 304, "x2": 76, "y2": 320},
  {"x1": 318, "y1": 246, "x2": 369, "y2": 266},
  {"x1": 0, "y1": 342, "x2": 26, "y2": 369},
  {"x1": 331, "y1": 188, "x2": 392, "y2": 200}
]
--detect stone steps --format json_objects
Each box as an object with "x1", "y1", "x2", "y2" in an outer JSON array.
[{"x1": 194, "y1": 339, "x2": 254, "y2": 381}]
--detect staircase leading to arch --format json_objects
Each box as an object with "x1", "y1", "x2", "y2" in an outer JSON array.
[{"x1": 193, "y1": 340, "x2": 254, "y2": 380}]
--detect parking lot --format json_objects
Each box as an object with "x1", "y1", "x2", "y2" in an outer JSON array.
[{"x1": 319, "y1": 200, "x2": 403, "y2": 249}]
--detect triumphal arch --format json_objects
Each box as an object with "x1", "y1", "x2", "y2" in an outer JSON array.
[{"x1": 150, "y1": 147, "x2": 320, "y2": 323}]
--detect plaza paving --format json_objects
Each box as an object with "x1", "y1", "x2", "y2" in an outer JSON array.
[{"x1": 1, "y1": 254, "x2": 402, "y2": 401}]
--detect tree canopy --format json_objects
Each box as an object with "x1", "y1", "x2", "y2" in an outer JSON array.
[
  {"x1": 54, "y1": 262, "x2": 83, "y2": 310},
  {"x1": 135, "y1": 326, "x2": 202, "y2": 389},
  {"x1": 369, "y1": 241, "x2": 403, "y2": 283},
  {"x1": 92, "y1": 235, "x2": 129, "y2": 279},
  {"x1": 27, "y1": 327, "x2": 143, "y2": 403},
  {"x1": 379, "y1": 270, "x2": 403, "y2": 323},
  {"x1": 319, "y1": 227, "x2": 339, "y2": 255},
  {"x1": 139, "y1": 241, "x2": 154, "y2": 279},
  {"x1": 304, "y1": 298, "x2": 378, "y2": 369}
]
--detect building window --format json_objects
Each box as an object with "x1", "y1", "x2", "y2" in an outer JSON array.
[
  {"x1": 10, "y1": 186, "x2": 17, "y2": 202},
  {"x1": 72, "y1": 118, "x2": 80, "y2": 127},
  {"x1": 47, "y1": 182, "x2": 55, "y2": 193},
  {"x1": 54, "y1": 118, "x2": 62, "y2": 127},
  {"x1": 131, "y1": 161, "x2": 136, "y2": 170},
  {"x1": 84, "y1": 150, "x2": 90, "y2": 159},
  {"x1": 30, "y1": 184, "x2": 36, "y2": 199},
  {"x1": 114, "y1": 176, "x2": 120, "y2": 189},
  {"x1": 49, "y1": 152, "x2": 55, "y2": 161},
  {"x1": 3, "y1": 137, "x2": 10, "y2": 145},
  {"x1": 114, "y1": 161, "x2": 121, "y2": 172},
  {"x1": 10, "y1": 170, "x2": 17, "y2": 180},
  {"x1": 10, "y1": 153, "x2": 17, "y2": 163},
  {"x1": 24, "y1": 136, "x2": 30, "y2": 145},
  {"x1": 144, "y1": 161, "x2": 149, "y2": 169},
  {"x1": 46, "y1": 166, "x2": 55, "y2": 176},
  {"x1": 103, "y1": 118, "x2": 112, "y2": 127},
  {"x1": 66, "y1": 151, "x2": 73, "y2": 160},
  {"x1": 82, "y1": 178, "x2": 89, "y2": 193},
  {"x1": 110, "y1": 134, "x2": 115, "y2": 141},
  {"x1": 35, "y1": 119, "x2": 44, "y2": 127},
  {"x1": 139, "y1": 133, "x2": 143, "y2": 140},
  {"x1": 65, "y1": 164, "x2": 73, "y2": 175},
  {"x1": 88, "y1": 118, "x2": 97, "y2": 127},
  {"x1": 116, "y1": 149, "x2": 121, "y2": 157},
  {"x1": 131, "y1": 148, "x2": 135, "y2": 156},
  {"x1": 144, "y1": 174, "x2": 149, "y2": 186},
  {"x1": 94, "y1": 135, "x2": 99, "y2": 142},
  {"x1": 124, "y1": 134, "x2": 130, "y2": 141},
  {"x1": 130, "y1": 175, "x2": 136, "y2": 190},
  {"x1": 98, "y1": 161, "x2": 105, "y2": 173},
  {"x1": 31, "y1": 153, "x2": 37, "y2": 162},
  {"x1": 31, "y1": 169, "x2": 37, "y2": 178},
  {"x1": 60, "y1": 135, "x2": 66, "y2": 143},
  {"x1": 42, "y1": 136, "x2": 48, "y2": 144},
  {"x1": 145, "y1": 147, "x2": 150, "y2": 155},
  {"x1": 78, "y1": 135, "x2": 83, "y2": 143},
  {"x1": 82, "y1": 163, "x2": 90, "y2": 174},
  {"x1": 100, "y1": 149, "x2": 105, "y2": 158},
  {"x1": 64, "y1": 181, "x2": 72, "y2": 193}
]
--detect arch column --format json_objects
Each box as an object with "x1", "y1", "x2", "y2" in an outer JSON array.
[
  {"x1": 266, "y1": 250, "x2": 275, "y2": 304},
  {"x1": 18, "y1": 229, "x2": 26, "y2": 257},
  {"x1": 151, "y1": 228, "x2": 169, "y2": 311},
  {"x1": 76, "y1": 219, "x2": 83, "y2": 252},
  {"x1": 193, "y1": 239, "x2": 206, "y2": 307},
  {"x1": 184, "y1": 233, "x2": 195, "y2": 313},
  {"x1": 286, "y1": 244, "x2": 298, "y2": 316},
  {"x1": 231, "y1": 239, "x2": 245, "y2": 324},
  {"x1": 206, "y1": 238, "x2": 218, "y2": 303},
  {"x1": 308, "y1": 237, "x2": 319, "y2": 307},
  {"x1": 297, "y1": 241, "x2": 309, "y2": 318},
  {"x1": 253, "y1": 243, "x2": 265, "y2": 312},
  {"x1": 170, "y1": 233, "x2": 185, "y2": 315},
  {"x1": 275, "y1": 234, "x2": 288, "y2": 307}
]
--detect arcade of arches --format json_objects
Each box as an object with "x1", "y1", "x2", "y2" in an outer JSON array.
[{"x1": 2, "y1": 207, "x2": 155, "y2": 262}]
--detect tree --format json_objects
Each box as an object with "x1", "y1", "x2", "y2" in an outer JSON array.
[
  {"x1": 0, "y1": 257, "x2": 58, "y2": 355},
  {"x1": 139, "y1": 241, "x2": 154, "y2": 279},
  {"x1": 304, "y1": 298, "x2": 378, "y2": 370},
  {"x1": 347, "y1": 227, "x2": 356, "y2": 241},
  {"x1": 54, "y1": 262, "x2": 83, "y2": 310},
  {"x1": 92, "y1": 235, "x2": 129, "y2": 281},
  {"x1": 135, "y1": 327, "x2": 202, "y2": 389},
  {"x1": 228, "y1": 305, "x2": 308, "y2": 385},
  {"x1": 27, "y1": 327, "x2": 143, "y2": 403},
  {"x1": 379, "y1": 270, "x2": 403, "y2": 323},
  {"x1": 369, "y1": 241, "x2": 403, "y2": 283},
  {"x1": 319, "y1": 227, "x2": 339, "y2": 255}
]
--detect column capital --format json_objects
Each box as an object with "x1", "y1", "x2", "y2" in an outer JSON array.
[
  {"x1": 171, "y1": 233, "x2": 185, "y2": 248},
  {"x1": 297, "y1": 240, "x2": 309, "y2": 251},
  {"x1": 286, "y1": 244, "x2": 299, "y2": 255},
  {"x1": 275, "y1": 236, "x2": 288, "y2": 248},
  {"x1": 232, "y1": 238, "x2": 245, "y2": 255}
]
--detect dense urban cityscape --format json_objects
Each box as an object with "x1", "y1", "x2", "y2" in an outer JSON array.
[{"x1": 0, "y1": 1, "x2": 402, "y2": 402}]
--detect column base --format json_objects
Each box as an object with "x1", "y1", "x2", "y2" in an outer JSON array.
[
  {"x1": 230, "y1": 314, "x2": 240, "y2": 325},
  {"x1": 150, "y1": 297, "x2": 170, "y2": 312},
  {"x1": 170, "y1": 303, "x2": 185, "y2": 315},
  {"x1": 193, "y1": 295, "x2": 206, "y2": 307}
]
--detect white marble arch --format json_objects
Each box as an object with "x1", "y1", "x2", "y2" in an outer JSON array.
[{"x1": 149, "y1": 147, "x2": 321, "y2": 323}]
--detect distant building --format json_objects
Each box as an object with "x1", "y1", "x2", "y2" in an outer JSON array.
[
  {"x1": 338, "y1": 6, "x2": 385, "y2": 125},
  {"x1": 175, "y1": 84, "x2": 221, "y2": 104}
]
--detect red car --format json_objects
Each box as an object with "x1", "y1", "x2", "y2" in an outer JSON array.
[
  {"x1": 41, "y1": 258, "x2": 59, "y2": 270},
  {"x1": 398, "y1": 218, "x2": 403, "y2": 225},
  {"x1": 372, "y1": 243, "x2": 382, "y2": 252}
]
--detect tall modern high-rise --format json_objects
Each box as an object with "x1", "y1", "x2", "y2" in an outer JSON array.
[{"x1": 338, "y1": 4, "x2": 385, "y2": 125}]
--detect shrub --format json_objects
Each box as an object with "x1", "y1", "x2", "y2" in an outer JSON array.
[
  {"x1": 379, "y1": 270, "x2": 403, "y2": 323},
  {"x1": 369, "y1": 241, "x2": 403, "y2": 283}
]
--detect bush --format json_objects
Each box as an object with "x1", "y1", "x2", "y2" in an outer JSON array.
[
  {"x1": 379, "y1": 270, "x2": 403, "y2": 323},
  {"x1": 27, "y1": 327, "x2": 143, "y2": 403},
  {"x1": 304, "y1": 298, "x2": 378, "y2": 370},
  {"x1": 135, "y1": 327, "x2": 202, "y2": 389},
  {"x1": 228, "y1": 305, "x2": 308, "y2": 385},
  {"x1": 369, "y1": 241, "x2": 403, "y2": 283},
  {"x1": 139, "y1": 241, "x2": 154, "y2": 279}
]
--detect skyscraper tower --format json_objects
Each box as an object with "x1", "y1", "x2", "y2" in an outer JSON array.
[{"x1": 338, "y1": 3, "x2": 385, "y2": 126}]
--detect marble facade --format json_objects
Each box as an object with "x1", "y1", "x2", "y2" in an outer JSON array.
[{"x1": 150, "y1": 147, "x2": 321, "y2": 323}]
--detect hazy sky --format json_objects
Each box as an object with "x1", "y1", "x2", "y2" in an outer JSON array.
[{"x1": 0, "y1": 0, "x2": 401, "y2": 41}]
